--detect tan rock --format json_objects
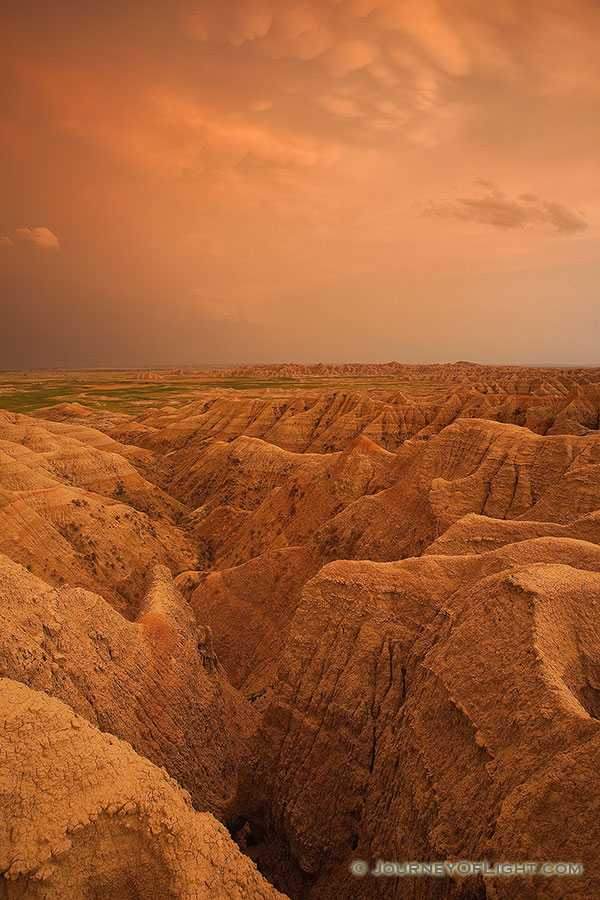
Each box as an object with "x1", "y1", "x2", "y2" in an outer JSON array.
[
  {"x1": 0, "y1": 678, "x2": 288, "y2": 900},
  {"x1": 238, "y1": 542, "x2": 600, "y2": 898},
  {"x1": 0, "y1": 555, "x2": 255, "y2": 816}
]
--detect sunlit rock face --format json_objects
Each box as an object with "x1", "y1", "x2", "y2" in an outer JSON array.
[
  {"x1": 3, "y1": 368, "x2": 600, "y2": 898},
  {"x1": 0, "y1": 678, "x2": 288, "y2": 900}
]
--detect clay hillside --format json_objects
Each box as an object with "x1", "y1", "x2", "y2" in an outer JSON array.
[{"x1": 2, "y1": 362, "x2": 600, "y2": 899}]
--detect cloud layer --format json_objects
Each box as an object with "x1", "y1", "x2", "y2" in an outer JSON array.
[
  {"x1": 0, "y1": 0, "x2": 599, "y2": 366},
  {"x1": 1, "y1": 227, "x2": 60, "y2": 250},
  {"x1": 423, "y1": 185, "x2": 589, "y2": 234}
]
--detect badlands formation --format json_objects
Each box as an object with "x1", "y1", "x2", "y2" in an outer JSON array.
[{"x1": 1, "y1": 363, "x2": 600, "y2": 898}]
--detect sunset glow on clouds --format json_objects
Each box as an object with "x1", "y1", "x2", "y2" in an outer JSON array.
[
  {"x1": 423, "y1": 184, "x2": 589, "y2": 234},
  {"x1": 1, "y1": 0, "x2": 599, "y2": 366},
  {"x1": 1, "y1": 227, "x2": 60, "y2": 251}
]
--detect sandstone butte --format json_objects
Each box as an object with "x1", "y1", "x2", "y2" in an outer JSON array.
[{"x1": 1, "y1": 362, "x2": 600, "y2": 899}]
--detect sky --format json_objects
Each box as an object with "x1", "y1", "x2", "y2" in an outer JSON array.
[{"x1": 1, "y1": 0, "x2": 599, "y2": 368}]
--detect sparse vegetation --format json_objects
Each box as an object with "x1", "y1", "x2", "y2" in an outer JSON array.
[
  {"x1": 111, "y1": 482, "x2": 148, "y2": 514},
  {"x1": 0, "y1": 370, "x2": 441, "y2": 415},
  {"x1": 195, "y1": 538, "x2": 216, "y2": 569}
]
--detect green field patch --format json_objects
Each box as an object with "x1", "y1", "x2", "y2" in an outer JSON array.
[{"x1": 0, "y1": 372, "x2": 438, "y2": 414}]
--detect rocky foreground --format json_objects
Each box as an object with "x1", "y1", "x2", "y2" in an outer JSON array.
[{"x1": 2, "y1": 363, "x2": 600, "y2": 899}]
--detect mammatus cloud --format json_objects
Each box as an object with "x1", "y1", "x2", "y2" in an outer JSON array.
[
  {"x1": 422, "y1": 184, "x2": 589, "y2": 234},
  {"x1": 1, "y1": 226, "x2": 61, "y2": 249},
  {"x1": 1, "y1": 1, "x2": 600, "y2": 370}
]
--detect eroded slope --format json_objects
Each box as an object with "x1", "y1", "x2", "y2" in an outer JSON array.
[{"x1": 0, "y1": 678, "x2": 288, "y2": 900}]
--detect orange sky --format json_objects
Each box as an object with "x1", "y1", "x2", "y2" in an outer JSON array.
[{"x1": 1, "y1": 0, "x2": 599, "y2": 367}]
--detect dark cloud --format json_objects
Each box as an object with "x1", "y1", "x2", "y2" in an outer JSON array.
[{"x1": 423, "y1": 184, "x2": 589, "y2": 234}]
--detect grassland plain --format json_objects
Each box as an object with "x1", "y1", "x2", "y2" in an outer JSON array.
[{"x1": 0, "y1": 371, "x2": 439, "y2": 414}]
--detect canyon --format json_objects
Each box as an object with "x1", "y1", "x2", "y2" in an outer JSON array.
[{"x1": 1, "y1": 363, "x2": 600, "y2": 899}]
